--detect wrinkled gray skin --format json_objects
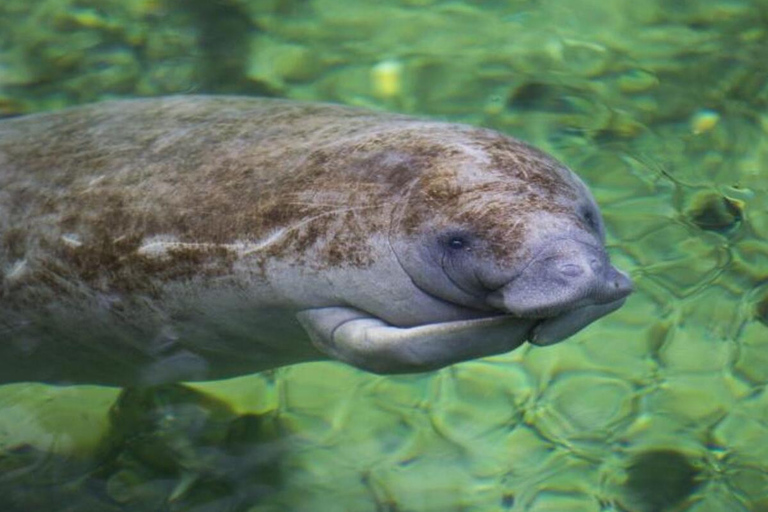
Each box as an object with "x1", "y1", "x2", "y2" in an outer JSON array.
[{"x1": 0, "y1": 96, "x2": 632, "y2": 387}]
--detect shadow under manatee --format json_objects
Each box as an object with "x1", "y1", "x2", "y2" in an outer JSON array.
[
  {"x1": 97, "y1": 384, "x2": 285, "y2": 511},
  {"x1": 0, "y1": 384, "x2": 285, "y2": 512}
]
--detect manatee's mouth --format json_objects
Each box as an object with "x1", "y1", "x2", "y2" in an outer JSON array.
[{"x1": 522, "y1": 296, "x2": 628, "y2": 346}]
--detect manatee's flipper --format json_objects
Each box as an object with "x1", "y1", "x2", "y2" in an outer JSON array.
[{"x1": 296, "y1": 307, "x2": 534, "y2": 374}]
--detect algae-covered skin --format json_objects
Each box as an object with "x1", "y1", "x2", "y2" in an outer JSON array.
[{"x1": 0, "y1": 95, "x2": 631, "y2": 386}]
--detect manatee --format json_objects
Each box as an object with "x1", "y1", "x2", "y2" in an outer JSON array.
[{"x1": 0, "y1": 96, "x2": 632, "y2": 386}]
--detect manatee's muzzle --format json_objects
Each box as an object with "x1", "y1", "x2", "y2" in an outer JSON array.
[{"x1": 486, "y1": 238, "x2": 633, "y2": 319}]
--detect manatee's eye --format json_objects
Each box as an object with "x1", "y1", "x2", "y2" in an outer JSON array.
[{"x1": 440, "y1": 232, "x2": 473, "y2": 252}]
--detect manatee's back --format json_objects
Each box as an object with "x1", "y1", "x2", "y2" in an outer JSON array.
[
  {"x1": 0, "y1": 96, "x2": 398, "y2": 300},
  {"x1": 0, "y1": 96, "x2": 411, "y2": 384}
]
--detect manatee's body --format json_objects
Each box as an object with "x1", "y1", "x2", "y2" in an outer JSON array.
[{"x1": 0, "y1": 96, "x2": 632, "y2": 386}]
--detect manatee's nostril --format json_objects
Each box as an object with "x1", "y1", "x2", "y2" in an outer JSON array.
[{"x1": 559, "y1": 263, "x2": 584, "y2": 277}]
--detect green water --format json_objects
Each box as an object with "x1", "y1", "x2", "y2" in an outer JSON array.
[{"x1": 1, "y1": 0, "x2": 767, "y2": 510}]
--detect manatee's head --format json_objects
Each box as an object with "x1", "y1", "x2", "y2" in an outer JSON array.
[{"x1": 389, "y1": 130, "x2": 632, "y2": 345}]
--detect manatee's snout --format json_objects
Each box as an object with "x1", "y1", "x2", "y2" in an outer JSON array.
[{"x1": 487, "y1": 239, "x2": 633, "y2": 318}]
